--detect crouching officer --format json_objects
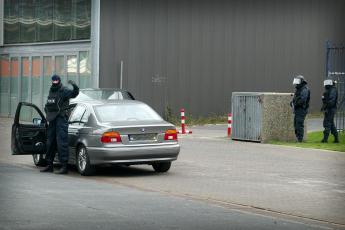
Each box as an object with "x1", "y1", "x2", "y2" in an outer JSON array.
[
  {"x1": 40, "y1": 75, "x2": 79, "y2": 174},
  {"x1": 321, "y1": 79, "x2": 339, "y2": 143},
  {"x1": 291, "y1": 75, "x2": 311, "y2": 142}
]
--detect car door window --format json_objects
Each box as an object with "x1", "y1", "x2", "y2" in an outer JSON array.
[
  {"x1": 19, "y1": 104, "x2": 44, "y2": 126},
  {"x1": 69, "y1": 105, "x2": 86, "y2": 124},
  {"x1": 107, "y1": 92, "x2": 122, "y2": 100},
  {"x1": 12, "y1": 103, "x2": 46, "y2": 155},
  {"x1": 80, "y1": 108, "x2": 90, "y2": 124}
]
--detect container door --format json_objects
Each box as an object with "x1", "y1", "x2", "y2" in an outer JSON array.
[
  {"x1": 245, "y1": 95, "x2": 262, "y2": 141},
  {"x1": 232, "y1": 95, "x2": 247, "y2": 140}
]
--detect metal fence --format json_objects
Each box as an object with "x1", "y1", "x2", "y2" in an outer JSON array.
[{"x1": 326, "y1": 41, "x2": 345, "y2": 131}]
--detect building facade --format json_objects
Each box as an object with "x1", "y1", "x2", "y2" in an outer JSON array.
[
  {"x1": 0, "y1": 0, "x2": 98, "y2": 117},
  {"x1": 1, "y1": 0, "x2": 344, "y2": 117}
]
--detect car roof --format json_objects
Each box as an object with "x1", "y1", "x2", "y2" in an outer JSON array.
[
  {"x1": 72, "y1": 99, "x2": 146, "y2": 106},
  {"x1": 80, "y1": 88, "x2": 130, "y2": 92}
]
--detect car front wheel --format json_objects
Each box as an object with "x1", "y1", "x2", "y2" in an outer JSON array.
[
  {"x1": 152, "y1": 162, "x2": 171, "y2": 173},
  {"x1": 32, "y1": 154, "x2": 47, "y2": 167},
  {"x1": 76, "y1": 145, "x2": 94, "y2": 176}
]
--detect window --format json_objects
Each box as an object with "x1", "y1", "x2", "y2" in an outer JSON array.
[
  {"x1": 0, "y1": 55, "x2": 10, "y2": 115},
  {"x1": 4, "y1": 0, "x2": 20, "y2": 44},
  {"x1": 53, "y1": 0, "x2": 72, "y2": 41},
  {"x1": 43, "y1": 56, "x2": 52, "y2": 103},
  {"x1": 21, "y1": 57, "x2": 30, "y2": 102},
  {"x1": 69, "y1": 105, "x2": 86, "y2": 123},
  {"x1": 67, "y1": 55, "x2": 77, "y2": 84},
  {"x1": 55, "y1": 56, "x2": 65, "y2": 83},
  {"x1": 80, "y1": 108, "x2": 90, "y2": 123},
  {"x1": 19, "y1": 104, "x2": 42, "y2": 125},
  {"x1": 79, "y1": 51, "x2": 91, "y2": 88},
  {"x1": 37, "y1": 0, "x2": 53, "y2": 42},
  {"x1": 4, "y1": 0, "x2": 91, "y2": 44},
  {"x1": 94, "y1": 104, "x2": 163, "y2": 123},
  {"x1": 32, "y1": 57, "x2": 41, "y2": 109},
  {"x1": 10, "y1": 57, "x2": 19, "y2": 116},
  {"x1": 20, "y1": 0, "x2": 36, "y2": 43},
  {"x1": 73, "y1": 0, "x2": 91, "y2": 40}
]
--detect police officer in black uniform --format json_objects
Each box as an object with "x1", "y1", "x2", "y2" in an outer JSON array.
[
  {"x1": 40, "y1": 75, "x2": 79, "y2": 174},
  {"x1": 321, "y1": 79, "x2": 339, "y2": 143},
  {"x1": 291, "y1": 75, "x2": 311, "y2": 142}
]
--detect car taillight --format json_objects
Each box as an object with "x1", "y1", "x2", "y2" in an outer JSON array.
[
  {"x1": 101, "y1": 131, "x2": 122, "y2": 143},
  {"x1": 164, "y1": 129, "x2": 177, "y2": 141}
]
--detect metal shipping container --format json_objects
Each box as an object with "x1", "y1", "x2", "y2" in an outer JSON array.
[{"x1": 231, "y1": 92, "x2": 295, "y2": 143}]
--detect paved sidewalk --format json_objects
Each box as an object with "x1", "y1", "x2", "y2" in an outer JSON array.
[{"x1": 181, "y1": 118, "x2": 323, "y2": 139}]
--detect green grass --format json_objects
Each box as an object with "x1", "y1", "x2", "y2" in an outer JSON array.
[{"x1": 269, "y1": 131, "x2": 345, "y2": 152}]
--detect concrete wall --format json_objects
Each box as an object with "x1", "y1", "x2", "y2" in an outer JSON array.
[
  {"x1": 99, "y1": 0, "x2": 345, "y2": 116},
  {"x1": 261, "y1": 93, "x2": 297, "y2": 143}
]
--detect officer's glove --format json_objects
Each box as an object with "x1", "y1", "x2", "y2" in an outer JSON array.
[
  {"x1": 68, "y1": 80, "x2": 76, "y2": 85},
  {"x1": 321, "y1": 104, "x2": 326, "y2": 112}
]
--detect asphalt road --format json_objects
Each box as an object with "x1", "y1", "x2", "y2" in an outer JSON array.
[
  {"x1": 0, "y1": 117, "x2": 344, "y2": 230},
  {"x1": 1, "y1": 163, "x2": 333, "y2": 230}
]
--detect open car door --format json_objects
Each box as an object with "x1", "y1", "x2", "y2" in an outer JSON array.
[{"x1": 11, "y1": 102, "x2": 47, "y2": 155}]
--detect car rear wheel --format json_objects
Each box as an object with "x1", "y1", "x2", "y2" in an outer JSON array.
[
  {"x1": 152, "y1": 162, "x2": 171, "y2": 173},
  {"x1": 32, "y1": 154, "x2": 47, "y2": 167},
  {"x1": 76, "y1": 145, "x2": 95, "y2": 176}
]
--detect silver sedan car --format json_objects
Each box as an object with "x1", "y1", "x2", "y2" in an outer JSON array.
[{"x1": 11, "y1": 100, "x2": 180, "y2": 176}]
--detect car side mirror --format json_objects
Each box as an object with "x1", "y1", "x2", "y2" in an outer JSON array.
[{"x1": 33, "y1": 118, "x2": 42, "y2": 126}]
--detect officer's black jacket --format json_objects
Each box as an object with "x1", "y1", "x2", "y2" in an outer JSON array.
[
  {"x1": 322, "y1": 86, "x2": 338, "y2": 110},
  {"x1": 45, "y1": 83, "x2": 79, "y2": 121},
  {"x1": 293, "y1": 83, "x2": 310, "y2": 110}
]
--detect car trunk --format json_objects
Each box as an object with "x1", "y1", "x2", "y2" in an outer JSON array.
[{"x1": 100, "y1": 120, "x2": 176, "y2": 145}]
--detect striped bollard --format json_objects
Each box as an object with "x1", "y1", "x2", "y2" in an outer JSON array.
[
  {"x1": 227, "y1": 113, "x2": 232, "y2": 137},
  {"x1": 178, "y1": 108, "x2": 192, "y2": 134}
]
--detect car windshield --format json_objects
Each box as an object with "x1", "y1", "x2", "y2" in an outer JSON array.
[{"x1": 94, "y1": 104, "x2": 163, "y2": 122}]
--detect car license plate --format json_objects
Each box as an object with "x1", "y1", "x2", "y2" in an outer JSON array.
[{"x1": 128, "y1": 133, "x2": 157, "y2": 141}]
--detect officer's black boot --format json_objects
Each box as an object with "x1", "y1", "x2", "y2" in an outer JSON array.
[
  {"x1": 55, "y1": 164, "x2": 68, "y2": 174},
  {"x1": 321, "y1": 131, "x2": 329, "y2": 143},
  {"x1": 321, "y1": 138, "x2": 328, "y2": 143},
  {"x1": 334, "y1": 133, "x2": 339, "y2": 143},
  {"x1": 40, "y1": 164, "x2": 53, "y2": 173}
]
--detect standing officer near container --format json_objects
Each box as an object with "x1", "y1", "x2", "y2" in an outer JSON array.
[
  {"x1": 40, "y1": 75, "x2": 79, "y2": 174},
  {"x1": 321, "y1": 79, "x2": 339, "y2": 143},
  {"x1": 291, "y1": 75, "x2": 311, "y2": 142}
]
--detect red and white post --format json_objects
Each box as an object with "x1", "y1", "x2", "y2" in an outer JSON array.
[
  {"x1": 178, "y1": 108, "x2": 192, "y2": 134},
  {"x1": 227, "y1": 113, "x2": 232, "y2": 137}
]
